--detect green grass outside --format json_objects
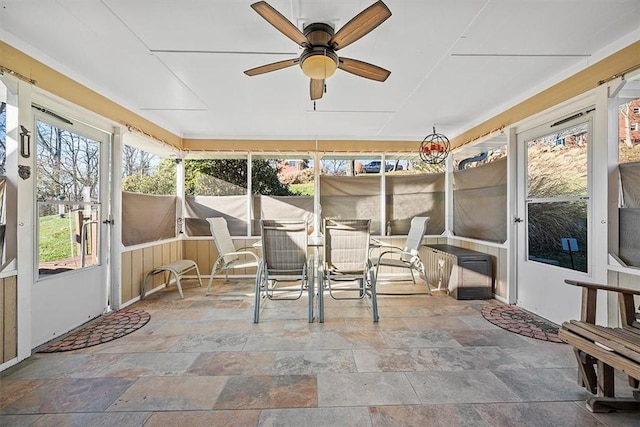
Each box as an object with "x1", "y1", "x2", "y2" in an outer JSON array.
[
  {"x1": 39, "y1": 214, "x2": 78, "y2": 262},
  {"x1": 289, "y1": 182, "x2": 314, "y2": 195}
]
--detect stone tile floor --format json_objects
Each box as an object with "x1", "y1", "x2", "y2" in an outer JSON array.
[{"x1": 1, "y1": 278, "x2": 638, "y2": 426}]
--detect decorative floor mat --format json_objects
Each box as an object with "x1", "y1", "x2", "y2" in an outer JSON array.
[
  {"x1": 481, "y1": 304, "x2": 563, "y2": 342},
  {"x1": 38, "y1": 309, "x2": 150, "y2": 353}
]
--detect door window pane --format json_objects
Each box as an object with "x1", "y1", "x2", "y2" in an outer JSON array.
[
  {"x1": 525, "y1": 119, "x2": 589, "y2": 273},
  {"x1": 36, "y1": 119, "x2": 101, "y2": 275},
  {"x1": 527, "y1": 200, "x2": 587, "y2": 272},
  {"x1": 527, "y1": 123, "x2": 588, "y2": 198}
]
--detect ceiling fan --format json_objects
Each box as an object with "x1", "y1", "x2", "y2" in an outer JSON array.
[{"x1": 244, "y1": 0, "x2": 392, "y2": 100}]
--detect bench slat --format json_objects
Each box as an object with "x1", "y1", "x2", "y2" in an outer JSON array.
[
  {"x1": 564, "y1": 321, "x2": 640, "y2": 363},
  {"x1": 558, "y1": 328, "x2": 640, "y2": 380}
]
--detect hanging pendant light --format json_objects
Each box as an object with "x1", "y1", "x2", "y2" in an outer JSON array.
[{"x1": 419, "y1": 126, "x2": 450, "y2": 165}]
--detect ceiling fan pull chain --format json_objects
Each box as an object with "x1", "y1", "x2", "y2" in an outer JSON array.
[{"x1": 313, "y1": 101, "x2": 316, "y2": 111}]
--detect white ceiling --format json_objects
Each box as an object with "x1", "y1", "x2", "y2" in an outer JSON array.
[{"x1": 1, "y1": 0, "x2": 639, "y2": 143}]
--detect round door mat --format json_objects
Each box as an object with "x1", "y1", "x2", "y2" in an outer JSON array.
[
  {"x1": 481, "y1": 304, "x2": 563, "y2": 342},
  {"x1": 37, "y1": 309, "x2": 150, "y2": 353}
]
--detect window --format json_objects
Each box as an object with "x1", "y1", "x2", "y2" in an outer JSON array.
[
  {"x1": 121, "y1": 142, "x2": 178, "y2": 246},
  {"x1": 384, "y1": 154, "x2": 445, "y2": 235},
  {"x1": 251, "y1": 154, "x2": 314, "y2": 235},
  {"x1": 617, "y1": 73, "x2": 640, "y2": 267},
  {"x1": 122, "y1": 145, "x2": 176, "y2": 195},
  {"x1": 184, "y1": 156, "x2": 249, "y2": 236},
  {"x1": 320, "y1": 155, "x2": 382, "y2": 232},
  {"x1": 619, "y1": 97, "x2": 640, "y2": 164}
]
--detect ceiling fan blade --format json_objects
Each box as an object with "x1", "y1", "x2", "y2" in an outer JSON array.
[
  {"x1": 338, "y1": 57, "x2": 390, "y2": 82},
  {"x1": 329, "y1": 1, "x2": 391, "y2": 51},
  {"x1": 310, "y1": 79, "x2": 324, "y2": 100},
  {"x1": 251, "y1": 1, "x2": 309, "y2": 47},
  {"x1": 244, "y1": 58, "x2": 299, "y2": 76}
]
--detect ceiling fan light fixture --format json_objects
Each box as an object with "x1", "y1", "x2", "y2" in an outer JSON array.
[{"x1": 300, "y1": 49, "x2": 338, "y2": 79}]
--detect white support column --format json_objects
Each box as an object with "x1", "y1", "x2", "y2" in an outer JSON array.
[
  {"x1": 175, "y1": 154, "x2": 185, "y2": 239},
  {"x1": 247, "y1": 153, "x2": 253, "y2": 236},
  {"x1": 444, "y1": 154, "x2": 454, "y2": 239},
  {"x1": 380, "y1": 154, "x2": 387, "y2": 236},
  {"x1": 110, "y1": 127, "x2": 123, "y2": 310},
  {"x1": 591, "y1": 83, "x2": 611, "y2": 285},
  {"x1": 507, "y1": 127, "x2": 518, "y2": 304},
  {"x1": 15, "y1": 79, "x2": 35, "y2": 360},
  {"x1": 313, "y1": 149, "x2": 320, "y2": 236}
]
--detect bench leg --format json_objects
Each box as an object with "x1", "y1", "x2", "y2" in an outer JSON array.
[
  {"x1": 587, "y1": 397, "x2": 640, "y2": 413},
  {"x1": 574, "y1": 349, "x2": 597, "y2": 394},
  {"x1": 582, "y1": 360, "x2": 640, "y2": 413},
  {"x1": 597, "y1": 360, "x2": 615, "y2": 397}
]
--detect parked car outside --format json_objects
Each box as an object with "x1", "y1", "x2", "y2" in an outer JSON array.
[{"x1": 363, "y1": 161, "x2": 401, "y2": 173}]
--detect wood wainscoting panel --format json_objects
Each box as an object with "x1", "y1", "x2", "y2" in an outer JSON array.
[
  {"x1": 121, "y1": 251, "x2": 133, "y2": 303},
  {"x1": 3, "y1": 275, "x2": 17, "y2": 361}
]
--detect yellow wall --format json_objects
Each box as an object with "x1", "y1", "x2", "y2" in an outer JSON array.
[{"x1": 1, "y1": 274, "x2": 17, "y2": 363}]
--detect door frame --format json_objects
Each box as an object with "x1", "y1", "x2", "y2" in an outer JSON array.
[
  {"x1": 508, "y1": 85, "x2": 612, "y2": 323},
  {"x1": 514, "y1": 109, "x2": 593, "y2": 324},
  {"x1": 30, "y1": 107, "x2": 113, "y2": 347}
]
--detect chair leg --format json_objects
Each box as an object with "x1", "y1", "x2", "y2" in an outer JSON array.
[
  {"x1": 253, "y1": 263, "x2": 264, "y2": 323},
  {"x1": 418, "y1": 262, "x2": 432, "y2": 295},
  {"x1": 205, "y1": 259, "x2": 222, "y2": 295},
  {"x1": 369, "y1": 267, "x2": 379, "y2": 322},
  {"x1": 194, "y1": 264, "x2": 203, "y2": 288},
  {"x1": 173, "y1": 271, "x2": 184, "y2": 299},
  {"x1": 318, "y1": 273, "x2": 325, "y2": 323},
  {"x1": 308, "y1": 265, "x2": 314, "y2": 323}
]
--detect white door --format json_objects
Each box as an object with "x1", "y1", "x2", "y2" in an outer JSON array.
[
  {"x1": 32, "y1": 111, "x2": 111, "y2": 347},
  {"x1": 515, "y1": 110, "x2": 593, "y2": 325}
]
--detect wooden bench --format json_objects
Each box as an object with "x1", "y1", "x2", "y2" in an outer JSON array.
[
  {"x1": 141, "y1": 259, "x2": 203, "y2": 300},
  {"x1": 558, "y1": 279, "x2": 640, "y2": 413}
]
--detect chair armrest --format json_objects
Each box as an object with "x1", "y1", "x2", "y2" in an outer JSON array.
[
  {"x1": 369, "y1": 238, "x2": 400, "y2": 250},
  {"x1": 226, "y1": 250, "x2": 260, "y2": 262},
  {"x1": 377, "y1": 248, "x2": 405, "y2": 258},
  {"x1": 375, "y1": 248, "x2": 421, "y2": 268},
  {"x1": 565, "y1": 279, "x2": 640, "y2": 326}
]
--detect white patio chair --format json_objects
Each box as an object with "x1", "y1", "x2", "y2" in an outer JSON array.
[
  {"x1": 371, "y1": 216, "x2": 431, "y2": 293},
  {"x1": 254, "y1": 220, "x2": 312, "y2": 323},
  {"x1": 206, "y1": 217, "x2": 260, "y2": 295},
  {"x1": 319, "y1": 218, "x2": 378, "y2": 323}
]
